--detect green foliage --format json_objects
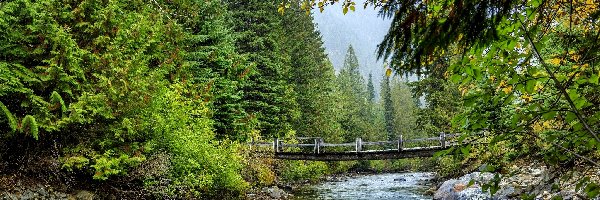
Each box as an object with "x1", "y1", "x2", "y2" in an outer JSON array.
[
  {"x1": 161, "y1": 0, "x2": 254, "y2": 141},
  {"x1": 144, "y1": 85, "x2": 248, "y2": 197},
  {"x1": 49, "y1": 91, "x2": 66, "y2": 117},
  {"x1": 281, "y1": 3, "x2": 342, "y2": 141},
  {"x1": 21, "y1": 115, "x2": 38, "y2": 140},
  {"x1": 367, "y1": 73, "x2": 376, "y2": 102},
  {"x1": 61, "y1": 156, "x2": 90, "y2": 172},
  {"x1": 91, "y1": 151, "x2": 146, "y2": 180},
  {"x1": 336, "y1": 45, "x2": 386, "y2": 142},
  {"x1": 0, "y1": 101, "x2": 17, "y2": 133},
  {"x1": 389, "y1": 78, "x2": 419, "y2": 138},
  {"x1": 381, "y1": 75, "x2": 395, "y2": 139},
  {"x1": 410, "y1": 76, "x2": 462, "y2": 134},
  {"x1": 0, "y1": 0, "x2": 250, "y2": 197},
  {"x1": 228, "y1": 0, "x2": 299, "y2": 139},
  {"x1": 281, "y1": 160, "x2": 329, "y2": 182}
]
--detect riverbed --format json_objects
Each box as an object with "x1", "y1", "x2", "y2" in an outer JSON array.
[{"x1": 292, "y1": 172, "x2": 436, "y2": 200}]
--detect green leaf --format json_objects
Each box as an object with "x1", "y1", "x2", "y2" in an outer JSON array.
[
  {"x1": 568, "y1": 89, "x2": 580, "y2": 101},
  {"x1": 590, "y1": 74, "x2": 599, "y2": 84},
  {"x1": 528, "y1": 0, "x2": 542, "y2": 7},
  {"x1": 0, "y1": 101, "x2": 17, "y2": 133},
  {"x1": 21, "y1": 115, "x2": 39, "y2": 140},
  {"x1": 574, "y1": 98, "x2": 587, "y2": 109},
  {"x1": 460, "y1": 145, "x2": 471, "y2": 157},
  {"x1": 526, "y1": 80, "x2": 536, "y2": 93},
  {"x1": 566, "y1": 112, "x2": 577, "y2": 122},
  {"x1": 343, "y1": 7, "x2": 348, "y2": 15},
  {"x1": 450, "y1": 74, "x2": 462, "y2": 83},
  {"x1": 542, "y1": 111, "x2": 557, "y2": 120}
]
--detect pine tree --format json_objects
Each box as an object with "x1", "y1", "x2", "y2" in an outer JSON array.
[
  {"x1": 367, "y1": 73, "x2": 376, "y2": 103},
  {"x1": 163, "y1": 0, "x2": 252, "y2": 140},
  {"x1": 382, "y1": 75, "x2": 395, "y2": 139},
  {"x1": 281, "y1": 4, "x2": 342, "y2": 141},
  {"x1": 390, "y1": 77, "x2": 419, "y2": 138},
  {"x1": 336, "y1": 45, "x2": 375, "y2": 141},
  {"x1": 227, "y1": 0, "x2": 299, "y2": 138}
]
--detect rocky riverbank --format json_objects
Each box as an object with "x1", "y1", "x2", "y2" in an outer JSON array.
[
  {"x1": 0, "y1": 179, "x2": 93, "y2": 200},
  {"x1": 434, "y1": 161, "x2": 600, "y2": 199}
]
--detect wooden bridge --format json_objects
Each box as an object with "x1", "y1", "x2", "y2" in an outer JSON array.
[{"x1": 250, "y1": 133, "x2": 460, "y2": 161}]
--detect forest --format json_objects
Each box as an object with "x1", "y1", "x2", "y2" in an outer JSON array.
[{"x1": 1, "y1": 0, "x2": 599, "y2": 199}]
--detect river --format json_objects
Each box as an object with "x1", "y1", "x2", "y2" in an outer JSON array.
[{"x1": 292, "y1": 172, "x2": 436, "y2": 200}]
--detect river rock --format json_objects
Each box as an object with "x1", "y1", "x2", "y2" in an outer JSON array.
[
  {"x1": 262, "y1": 186, "x2": 289, "y2": 199},
  {"x1": 394, "y1": 178, "x2": 407, "y2": 182},
  {"x1": 73, "y1": 190, "x2": 94, "y2": 200},
  {"x1": 433, "y1": 172, "x2": 493, "y2": 200},
  {"x1": 433, "y1": 160, "x2": 600, "y2": 200},
  {"x1": 37, "y1": 186, "x2": 49, "y2": 197}
]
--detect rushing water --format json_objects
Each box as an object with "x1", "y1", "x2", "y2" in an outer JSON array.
[{"x1": 292, "y1": 172, "x2": 435, "y2": 200}]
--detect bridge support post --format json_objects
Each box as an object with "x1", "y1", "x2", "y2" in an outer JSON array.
[
  {"x1": 440, "y1": 132, "x2": 446, "y2": 148},
  {"x1": 355, "y1": 138, "x2": 362, "y2": 152},
  {"x1": 314, "y1": 138, "x2": 321, "y2": 154},
  {"x1": 398, "y1": 135, "x2": 403, "y2": 152},
  {"x1": 274, "y1": 138, "x2": 279, "y2": 153}
]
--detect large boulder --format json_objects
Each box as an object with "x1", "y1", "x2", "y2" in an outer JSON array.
[{"x1": 434, "y1": 172, "x2": 494, "y2": 200}]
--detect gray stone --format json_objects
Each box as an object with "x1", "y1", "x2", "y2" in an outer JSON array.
[
  {"x1": 36, "y1": 188, "x2": 48, "y2": 197},
  {"x1": 5, "y1": 193, "x2": 19, "y2": 200},
  {"x1": 74, "y1": 191, "x2": 94, "y2": 200},
  {"x1": 262, "y1": 186, "x2": 287, "y2": 199},
  {"x1": 494, "y1": 186, "x2": 516, "y2": 199},
  {"x1": 21, "y1": 190, "x2": 34, "y2": 200}
]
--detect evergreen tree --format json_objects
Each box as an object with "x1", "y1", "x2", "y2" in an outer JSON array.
[
  {"x1": 390, "y1": 77, "x2": 419, "y2": 138},
  {"x1": 335, "y1": 45, "x2": 385, "y2": 141},
  {"x1": 227, "y1": 0, "x2": 299, "y2": 138},
  {"x1": 381, "y1": 75, "x2": 395, "y2": 139},
  {"x1": 367, "y1": 73, "x2": 376, "y2": 103},
  {"x1": 162, "y1": 0, "x2": 252, "y2": 140},
  {"x1": 281, "y1": 4, "x2": 342, "y2": 141}
]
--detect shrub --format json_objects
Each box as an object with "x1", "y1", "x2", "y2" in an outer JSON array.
[{"x1": 143, "y1": 85, "x2": 248, "y2": 197}]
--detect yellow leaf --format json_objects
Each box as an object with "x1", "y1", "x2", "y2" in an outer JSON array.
[
  {"x1": 498, "y1": 80, "x2": 507, "y2": 87},
  {"x1": 548, "y1": 58, "x2": 561, "y2": 65},
  {"x1": 521, "y1": 94, "x2": 533, "y2": 103},
  {"x1": 502, "y1": 86, "x2": 513, "y2": 94},
  {"x1": 534, "y1": 83, "x2": 544, "y2": 91},
  {"x1": 385, "y1": 68, "x2": 392, "y2": 77}
]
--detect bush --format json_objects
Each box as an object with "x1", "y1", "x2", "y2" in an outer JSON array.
[
  {"x1": 143, "y1": 85, "x2": 248, "y2": 198},
  {"x1": 280, "y1": 160, "x2": 329, "y2": 183}
]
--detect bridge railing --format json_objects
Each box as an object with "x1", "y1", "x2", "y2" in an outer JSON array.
[{"x1": 251, "y1": 133, "x2": 460, "y2": 154}]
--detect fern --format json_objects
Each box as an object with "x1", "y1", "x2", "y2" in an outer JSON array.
[
  {"x1": 0, "y1": 101, "x2": 17, "y2": 133},
  {"x1": 50, "y1": 91, "x2": 67, "y2": 116},
  {"x1": 21, "y1": 115, "x2": 39, "y2": 140}
]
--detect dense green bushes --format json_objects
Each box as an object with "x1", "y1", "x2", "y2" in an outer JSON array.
[
  {"x1": 0, "y1": 0, "x2": 248, "y2": 197},
  {"x1": 142, "y1": 85, "x2": 247, "y2": 197}
]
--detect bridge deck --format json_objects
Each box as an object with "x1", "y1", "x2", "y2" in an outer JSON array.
[
  {"x1": 253, "y1": 133, "x2": 459, "y2": 161},
  {"x1": 275, "y1": 146, "x2": 448, "y2": 161}
]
